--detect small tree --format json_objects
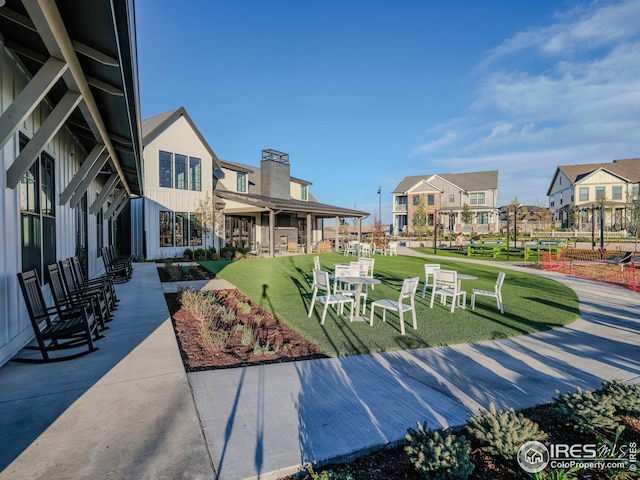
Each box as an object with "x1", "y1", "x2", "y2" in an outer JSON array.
[
  {"x1": 412, "y1": 194, "x2": 427, "y2": 240},
  {"x1": 194, "y1": 191, "x2": 224, "y2": 258},
  {"x1": 506, "y1": 197, "x2": 526, "y2": 247},
  {"x1": 461, "y1": 203, "x2": 473, "y2": 226}
]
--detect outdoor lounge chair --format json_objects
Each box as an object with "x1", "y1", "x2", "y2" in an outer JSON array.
[
  {"x1": 101, "y1": 246, "x2": 131, "y2": 282},
  {"x1": 430, "y1": 269, "x2": 466, "y2": 313},
  {"x1": 47, "y1": 263, "x2": 109, "y2": 331},
  {"x1": 471, "y1": 271, "x2": 505, "y2": 314},
  {"x1": 369, "y1": 276, "x2": 420, "y2": 335},
  {"x1": 308, "y1": 269, "x2": 354, "y2": 325},
  {"x1": 59, "y1": 259, "x2": 114, "y2": 324},
  {"x1": 15, "y1": 269, "x2": 100, "y2": 363},
  {"x1": 71, "y1": 256, "x2": 118, "y2": 310}
]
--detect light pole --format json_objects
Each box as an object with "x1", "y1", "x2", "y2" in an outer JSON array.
[{"x1": 377, "y1": 186, "x2": 381, "y2": 225}]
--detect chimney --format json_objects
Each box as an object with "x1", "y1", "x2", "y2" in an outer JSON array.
[{"x1": 261, "y1": 149, "x2": 290, "y2": 199}]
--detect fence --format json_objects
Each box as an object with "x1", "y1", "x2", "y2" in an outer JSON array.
[{"x1": 540, "y1": 248, "x2": 639, "y2": 292}]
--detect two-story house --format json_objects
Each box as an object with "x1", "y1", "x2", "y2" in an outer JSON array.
[
  {"x1": 130, "y1": 107, "x2": 221, "y2": 260},
  {"x1": 547, "y1": 158, "x2": 640, "y2": 230},
  {"x1": 215, "y1": 149, "x2": 368, "y2": 256},
  {"x1": 391, "y1": 171, "x2": 499, "y2": 236}
]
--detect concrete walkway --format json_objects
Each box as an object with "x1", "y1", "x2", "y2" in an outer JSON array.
[{"x1": 0, "y1": 254, "x2": 639, "y2": 479}]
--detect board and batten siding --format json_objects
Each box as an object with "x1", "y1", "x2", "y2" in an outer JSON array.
[{"x1": 0, "y1": 41, "x2": 108, "y2": 366}]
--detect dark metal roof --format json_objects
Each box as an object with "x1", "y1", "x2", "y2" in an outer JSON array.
[
  {"x1": 0, "y1": 0, "x2": 143, "y2": 196},
  {"x1": 216, "y1": 189, "x2": 369, "y2": 218}
]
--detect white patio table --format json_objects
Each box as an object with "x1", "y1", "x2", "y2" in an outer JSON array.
[{"x1": 339, "y1": 276, "x2": 381, "y2": 321}]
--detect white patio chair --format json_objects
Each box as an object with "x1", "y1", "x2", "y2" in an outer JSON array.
[
  {"x1": 308, "y1": 269, "x2": 354, "y2": 325},
  {"x1": 313, "y1": 255, "x2": 321, "y2": 270},
  {"x1": 369, "y1": 276, "x2": 420, "y2": 335},
  {"x1": 333, "y1": 264, "x2": 359, "y2": 308},
  {"x1": 421, "y1": 264, "x2": 441, "y2": 298},
  {"x1": 360, "y1": 242, "x2": 372, "y2": 257},
  {"x1": 359, "y1": 257, "x2": 375, "y2": 289},
  {"x1": 471, "y1": 272, "x2": 505, "y2": 314},
  {"x1": 385, "y1": 241, "x2": 398, "y2": 256},
  {"x1": 344, "y1": 240, "x2": 359, "y2": 256},
  {"x1": 430, "y1": 269, "x2": 466, "y2": 313}
]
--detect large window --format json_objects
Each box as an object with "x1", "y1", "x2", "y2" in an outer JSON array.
[
  {"x1": 159, "y1": 151, "x2": 173, "y2": 188},
  {"x1": 579, "y1": 187, "x2": 589, "y2": 201},
  {"x1": 175, "y1": 212, "x2": 188, "y2": 246},
  {"x1": 612, "y1": 186, "x2": 622, "y2": 200},
  {"x1": 301, "y1": 184, "x2": 307, "y2": 200},
  {"x1": 470, "y1": 193, "x2": 485, "y2": 205},
  {"x1": 189, "y1": 157, "x2": 201, "y2": 191},
  {"x1": 595, "y1": 186, "x2": 606, "y2": 200},
  {"x1": 427, "y1": 194, "x2": 435, "y2": 206},
  {"x1": 477, "y1": 212, "x2": 488, "y2": 224},
  {"x1": 175, "y1": 154, "x2": 187, "y2": 190},
  {"x1": 160, "y1": 211, "x2": 173, "y2": 247},
  {"x1": 20, "y1": 136, "x2": 55, "y2": 278},
  {"x1": 190, "y1": 213, "x2": 203, "y2": 246},
  {"x1": 237, "y1": 172, "x2": 247, "y2": 192}
]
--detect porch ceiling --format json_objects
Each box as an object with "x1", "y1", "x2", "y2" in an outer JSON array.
[{"x1": 0, "y1": 0, "x2": 142, "y2": 196}]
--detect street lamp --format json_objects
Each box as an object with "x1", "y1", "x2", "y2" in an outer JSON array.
[{"x1": 377, "y1": 186, "x2": 382, "y2": 225}]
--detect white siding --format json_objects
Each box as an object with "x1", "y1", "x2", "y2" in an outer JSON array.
[{"x1": 0, "y1": 42, "x2": 109, "y2": 366}]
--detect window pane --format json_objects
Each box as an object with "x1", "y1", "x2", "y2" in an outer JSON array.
[
  {"x1": 579, "y1": 187, "x2": 589, "y2": 201},
  {"x1": 176, "y1": 212, "x2": 188, "y2": 246},
  {"x1": 427, "y1": 194, "x2": 434, "y2": 206},
  {"x1": 42, "y1": 216, "x2": 56, "y2": 268},
  {"x1": 159, "y1": 151, "x2": 173, "y2": 188},
  {"x1": 20, "y1": 162, "x2": 39, "y2": 213},
  {"x1": 612, "y1": 186, "x2": 622, "y2": 200},
  {"x1": 189, "y1": 157, "x2": 201, "y2": 191},
  {"x1": 97, "y1": 210, "x2": 104, "y2": 254},
  {"x1": 21, "y1": 214, "x2": 41, "y2": 273},
  {"x1": 175, "y1": 154, "x2": 187, "y2": 190},
  {"x1": 41, "y1": 154, "x2": 55, "y2": 217},
  {"x1": 190, "y1": 213, "x2": 203, "y2": 246},
  {"x1": 160, "y1": 211, "x2": 174, "y2": 247},
  {"x1": 301, "y1": 185, "x2": 307, "y2": 200},
  {"x1": 237, "y1": 173, "x2": 246, "y2": 192},
  {"x1": 449, "y1": 194, "x2": 455, "y2": 203},
  {"x1": 596, "y1": 187, "x2": 605, "y2": 199}
]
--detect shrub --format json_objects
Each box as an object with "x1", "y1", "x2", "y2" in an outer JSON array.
[
  {"x1": 200, "y1": 325, "x2": 230, "y2": 353},
  {"x1": 405, "y1": 421, "x2": 474, "y2": 480},
  {"x1": 306, "y1": 464, "x2": 355, "y2": 480},
  {"x1": 183, "y1": 248, "x2": 193, "y2": 260},
  {"x1": 253, "y1": 338, "x2": 278, "y2": 356},
  {"x1": 207, "y1": 246, "x2": 216, "y2": 259},
  {"x1": 194, "y1": 248, "x2": 206, "y2": 260},
  {"x1": 241, "y1": 324, "x2": 254, "y2": 346},
  {"x1": 466, "y1": 402, "x2": 547, "y2": 462},
  {"x1": 177, "y1": 288, "x2": 221, "y2": 322},
  {"x1": 600, "y1": 380, "x2": 640, "y2": 418},
  {"x1": 237, "y1": 301, "x2": 252, "y2": 315},
  {"x1": 165, "y1": 264, "x2": 182, "y2": 281},
  {"x1": 551, "y1": 387, "x2": 619, "y2": 433}
]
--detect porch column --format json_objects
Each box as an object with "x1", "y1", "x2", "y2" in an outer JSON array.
[
  {"x1": 335, "y1": 216, "x2": 339, "y2": 252},
  {"x1": 306, "y1": 213, "x2": 312, "y2": 253},
  {"x1": 269, "y1": 209, "x2": 275, "y2": 257},
  {"x1": 357, "y1": 217, "x2": 362, "y2": 242}
]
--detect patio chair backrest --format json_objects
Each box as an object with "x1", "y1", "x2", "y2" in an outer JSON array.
[
  {"x1": 47, "y1": 263, "x2": 70, "y2": 307},
  {"x1": 359, "y1": 258, "x2": 375, "y2": 277},
  {"x1": 312, "y1": 268, "x2": 330, "y2": 292},
  {"x1": 495, "y1": 271, "x2": 506, "y2": 292},
  {"x1": 18, "y1": 269, "x2": 50, "y2": 327},
  {"x1": 400, "y1": 277, "x2": 420, "y2": 300},
  {"x1": 313, "y1": 256, "x2": 321, "y2": 270},
  {"x1": 434, "y1": 269, "x2": 457, "y2": 290}
]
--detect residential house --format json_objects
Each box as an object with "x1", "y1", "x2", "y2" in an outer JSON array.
[
  {"x1": 129, "y1": 107, "x2": 220, "y2": 260},
  {"x1": 547, "y1": 158, "x2": 640, "y2": 230},
  {"x1": 391, "y1": 171, "x2": 499, "y2": 236},
  {"x1": 216, "y1": 149, "x2": 369, "y2": 256},
  {"x1": 0, "y1": 0, "x2": 142, "y2": 366}
]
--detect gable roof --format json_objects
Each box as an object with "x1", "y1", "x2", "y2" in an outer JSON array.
[
  {"x1": 393, "y1": 170, "x2": 498, "y2": 194},
  {"x1": 547, "y1": 158, "x2": 640, "y2": 195},
  {"x1": 141, "y1": 107, "x2": 220, "y2": 168}
]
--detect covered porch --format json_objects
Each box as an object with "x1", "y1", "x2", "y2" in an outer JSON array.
[{"x1": 216, "y1": 190, "x2": 369, "y2": 257}]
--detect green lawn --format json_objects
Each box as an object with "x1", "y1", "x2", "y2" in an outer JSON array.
[{"x1": 199, "y1": 253, "x2": 579, "y2": 357}]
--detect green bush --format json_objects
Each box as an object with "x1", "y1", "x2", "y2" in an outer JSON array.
[
  {"x1": 405, "y1": 421, "x2": 474, "y2": 480},
  {"x1": 194, "y1": 248, "x2": 206, "y2": 260},
  {"x1": 207, "y1": 246, "x2": 216, "y2": 259},
  {"x1": 306, "y1": 464, "x2": 355, "y2": 480},
  {"x1": 183, "y1": 248, "x2": 193, "y2": 260},
  {"x1": 466, "y1": 402, "x2": 547, "y2": 462},
  {"x1": 600, "y1": 380, "x2": 640, "y2": 418},
  {"x1": 551, "y1": 387, "x2": 619, "y2": 433}
]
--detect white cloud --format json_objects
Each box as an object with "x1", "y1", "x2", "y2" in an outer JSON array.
[{"x1": 412, "y1": 0, "x2": 640, "y2": 205}]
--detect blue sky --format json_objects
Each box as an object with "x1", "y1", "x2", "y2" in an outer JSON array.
[{"x1": 135, "y1": 0, "x2": 640, "y2": 224}]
